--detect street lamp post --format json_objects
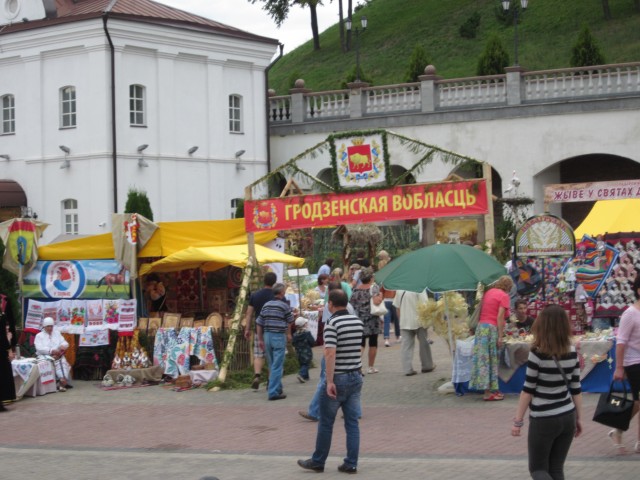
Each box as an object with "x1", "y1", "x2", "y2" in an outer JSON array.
[
  {"x1": 502, "y1": 0, "x2": 528, "y2": 66},
  {"x1": 345, "y1": 16, "x2": 368, "y2": 83}
]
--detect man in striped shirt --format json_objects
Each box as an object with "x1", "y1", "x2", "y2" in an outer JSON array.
[
  {"x1": 298, "y1": 289, "x2": 364, "y2": 474},
  {"x1": 256, "y1": 283, "x2": 293, "y2": 401}
]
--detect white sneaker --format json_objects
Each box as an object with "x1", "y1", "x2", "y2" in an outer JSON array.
[
  {"x1": 397, "y1": 336, "x2": 402, "y2": 343},
  {"x1": 384, "y1": 340, "x2": 390, "y2": 347}
]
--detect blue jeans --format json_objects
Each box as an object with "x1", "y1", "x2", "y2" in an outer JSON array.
[
  {"x1": 299, "y1": 363, "x2": 310, "y2": 380},
  {"x1": 383, "y1": 301, "x2": 399, "y2": 339},
  {"x1": 311, "y1": 371, "x2": 363, "y2": 468},
  {"x1": 308, "y1": 357, "x2": 326, "y2": 419},
  {"x1": 263, "y1": 331, "x2": 286, "y2": 399}
]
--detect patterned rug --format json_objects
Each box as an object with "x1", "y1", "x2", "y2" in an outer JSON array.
[{"x1": 94, "y1": 383, "x2": 155, "y2": 391}]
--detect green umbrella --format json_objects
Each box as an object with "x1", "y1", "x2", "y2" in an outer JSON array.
[
  {"x1": 376, "y1": 243, "x2": 507, "y2": 362},
  {"x1": 376, "y1": 243, "x2": 506, "y2": 293}
]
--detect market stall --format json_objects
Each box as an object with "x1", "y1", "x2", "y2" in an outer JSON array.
[
  {"x1": 17, "y1": 219, "x2": 290, "y2": 384},
  {"x1": 453, "y1": 332, "x2": 617, "y2": 394}
]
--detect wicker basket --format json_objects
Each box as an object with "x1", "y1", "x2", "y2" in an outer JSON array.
[{"x1": 175, "y1": 374, "x2": 192, "y2": 389}]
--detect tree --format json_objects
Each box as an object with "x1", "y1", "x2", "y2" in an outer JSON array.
[
  {"x1": 404, "y1": 44, "x2": 431, "y2": 83},
  {"x1": 476, "y1": 34, "x2": 509, "y2": 76},
  {"x1": 124, "y1": 188, "x2": 154, "y2": 220},
  {"x1": 570, "y1": 25, "x2": 605, "y2": 68},
  {"x1": 601, "y1": 0, "x2": 612, "y2": 20},
  {"x1": 250, "y1": 0, "x2": 325, "y2": 51}
]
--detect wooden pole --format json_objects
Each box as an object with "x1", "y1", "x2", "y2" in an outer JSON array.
[
  {"x1": 209, "y1": 185, "x2": 257, "y2": 391},
  {"x1": 209, "y1": 260, "x2": 254, "y2": 390},
  {"x1": 482, "y1": 162, "x2": 495, "y2": 248}
]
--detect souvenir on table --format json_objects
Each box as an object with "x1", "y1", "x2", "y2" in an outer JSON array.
[
  {"x1": 148, "y1": 317, "x2": 161, "y2": 333},
  {"x1": 162, "y1": 312, "x2": 181, "y2": 329},
  {"x1": 111, "y1": 353, "x2": 122, "y2": 370},
  {"x1": 139, "y1": 349, "x2": 150, "y2": 368},
  {"x1": 137, "y1": 317, "x2": 149, "y2": 330}
]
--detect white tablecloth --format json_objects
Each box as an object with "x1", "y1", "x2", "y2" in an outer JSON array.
[
  {"x1": 12, "y1": 359, "x2": 58, "y2": 400},
  {"x1": 188, "y1": 369, "x2": 218, "y2": 385}
]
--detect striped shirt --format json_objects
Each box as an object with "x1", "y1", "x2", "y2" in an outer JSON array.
[
  {"x1": 523, "y1": 347, "x2": 581, "y2": 418},
  {"x1": 324, "y1": 309, "x2": 363, "y2": 373},
  {"x1": 256, "y1": 298, "x2": 293, "y2": 333}
]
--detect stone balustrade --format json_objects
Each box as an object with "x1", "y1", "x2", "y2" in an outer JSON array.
[{"x1": 268, "y1": 62, "x2": 640, "y2": 124}]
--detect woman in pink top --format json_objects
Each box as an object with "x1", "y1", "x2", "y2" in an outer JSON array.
[
  {"x1": 610, "y1": 273, "x2": 640, "y2": 453},
  {"x1": 470, "y1": 275, "x2": 513, "y2": 401}
]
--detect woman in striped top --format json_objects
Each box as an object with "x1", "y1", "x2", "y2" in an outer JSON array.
[{"x1": 511, "y1": 305, "x2": 583, "y2": 480}]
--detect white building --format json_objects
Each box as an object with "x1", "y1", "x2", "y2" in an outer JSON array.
[{"x1": 0, "y1": 0, "x2": 279, "y2": 243}]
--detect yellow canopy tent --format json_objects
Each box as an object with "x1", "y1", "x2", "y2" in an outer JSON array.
[
  {"x1": 38, "y1": 219, "x2": 277, "y2": 260},
  {"x1": 139, "y1": 244, "x2": 304, "y2": 275},
  {"x1": 574, "y1": 199, "x2": 640, "y2": 238}
]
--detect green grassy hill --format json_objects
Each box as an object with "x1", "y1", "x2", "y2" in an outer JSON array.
[{"x1": 268, "y1": 0, "x2": 640, "y2": 94}]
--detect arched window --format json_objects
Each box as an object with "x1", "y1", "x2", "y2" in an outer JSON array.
[
  {"x1": 60, "y1": 86, "x2": 77, "y2": 128},
  {"x1": 129, "y1": 84, "x2": 146, "y2": 126},
  {"x1": 1, "y1": 94, "x2": 15, "y2": 134},
  {"x1": 229, "y1": 94, "x2": 242, "y2": 133},
  {"x1": 62, "y1": 198, "x2": 79, "y2": 235}
]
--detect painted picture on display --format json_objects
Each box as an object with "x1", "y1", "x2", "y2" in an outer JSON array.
[{"x1": 434, "y1": 219, "x2": 478, "y2": 245}]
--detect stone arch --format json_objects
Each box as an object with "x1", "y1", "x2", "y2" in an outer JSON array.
[
  {"x1": 535, "y1": 154, "x2": 640, "y2": 229},
  {"x1": 0, "y1": 179, "x2": 27, "y2": 221}
]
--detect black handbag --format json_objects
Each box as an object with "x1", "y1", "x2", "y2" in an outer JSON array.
[{"x1": 592, "y1": 381, "x2": 634, "y2": 431}]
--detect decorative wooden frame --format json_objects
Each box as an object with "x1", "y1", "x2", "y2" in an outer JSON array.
[
  {"x1": 148, "y1": 317, "x2": 161, "y2": 332},
  {"x1": 208, "y1": 288, "x2": 228, "y2": 314},
  {"x1": 137, "y1": 317, "x2": 149, "y2": 330},
  {"x1": 179, "y1": 317, "x2": 194, "y2": 329},
  {"x1": 162, "y1": 312, "x2": 181, "y2": 329},
  {"x1": 205, "y1": 312, "x2": 223, "y2": 331},
  {"x1": 193, "y1": 319, "x2": 205, "y2": 329}
]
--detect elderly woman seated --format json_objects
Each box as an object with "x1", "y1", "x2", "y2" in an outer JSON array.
[{"x1": 34, "y1": 317, "x2": 72, "y2": 391}]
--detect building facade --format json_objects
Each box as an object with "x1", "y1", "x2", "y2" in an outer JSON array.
[{"x1": 0, "y1": 0, "x2": 278, "y2": 243}]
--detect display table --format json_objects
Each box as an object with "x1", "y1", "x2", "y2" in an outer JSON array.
[
  {"x1": 153, "y1": 327, "x2": 218, "y2": 378},
  {"x1": 453, "y1": 337, "x2": 616, "y2": 394},
  {"x1": 12, "y1": 359, "x2": 58, "y2": 399},
  {"x1": 105, "y1": 365, "x2": 164, "y2": 384}
]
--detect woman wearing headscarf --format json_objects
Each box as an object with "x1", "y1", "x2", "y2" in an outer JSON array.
[{"x1": 350, "y1": 267, "x2": 383, "y2": 374}]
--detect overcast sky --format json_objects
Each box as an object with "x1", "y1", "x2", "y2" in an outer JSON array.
[{"x1": 156, "y1": 0, "x2": 339, "y2": 55}]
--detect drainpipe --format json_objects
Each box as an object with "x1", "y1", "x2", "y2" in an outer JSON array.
[
  {"x1": 103, "y1": 9, "x2": 118, "y2": 213},
  {"x1": 264, "y1": 43, "x2": 284, "y2": 173}
]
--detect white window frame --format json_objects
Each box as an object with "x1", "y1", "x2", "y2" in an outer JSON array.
[
  {"x1": 129, "y1": 84, "x2": 146, "y2": 126},
  {"x1": 60, "y1": 86, "x2": 77, "y2": 128},
  {"x1": 1, "y1": 94, "x2": 15, "y2": 134},
  {"x1": 62, "y1": 199, "x2": 79, "y2": 235},
  {"x1": 229, "y1": 94, "x2": 242, "y2": 133}
]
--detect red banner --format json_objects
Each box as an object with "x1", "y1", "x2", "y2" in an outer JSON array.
[{"x1": 245, "y1": 180, "x2": 488, "y2": 232}]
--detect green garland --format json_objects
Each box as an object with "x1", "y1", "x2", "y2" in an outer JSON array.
[{"x1": 249, "y1": 128, "x2": 483, "y2": 200}]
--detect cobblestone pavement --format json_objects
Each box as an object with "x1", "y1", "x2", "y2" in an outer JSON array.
[{"x1": 1, "y1": 334, "x2": 638, "y2": 479}]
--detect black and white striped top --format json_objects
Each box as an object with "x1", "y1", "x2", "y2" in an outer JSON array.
[
  {"x1": 523, "y1": 347, "x2": 581, "y2": 418},
  {"x1": 324, "y1": 309, "x2": 363, "y2": 373}
]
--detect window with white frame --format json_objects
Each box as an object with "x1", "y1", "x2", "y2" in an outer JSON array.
[
  {"x1": 62, "y1": 199, "x2": 79, "y2": 235},
  {"x1": 1, "y1": 94, "x2": 15, "y2": 134},
  {"x1": 60, "y1": 86, "x2": 77, "y2": 128},
  {"x1": 129, "y1": 84, "x2": 146, "y2": 126},
  {"x1": 229, "y1": 94, "x2": 242, "y2": 133},
  {"x1": 230, "y1": 197, "x2": 243, "y2": 218}
]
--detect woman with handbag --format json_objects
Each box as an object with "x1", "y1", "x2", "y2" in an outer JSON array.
[
  {"x1": 511, "y1": 305, "x2": 583, "y2": 480},
  {"x1": 610, "y1": 272, "x2": 640, "y2": 453},
  {"x1": 350, "y1": 268, "x2": 383, "y2": 374},
  {"x1": 469, "y1": 275, "x2": 513, "y2": 401}
]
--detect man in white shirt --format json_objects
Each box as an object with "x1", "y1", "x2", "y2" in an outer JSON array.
[
  {"x1": 393, "y1": 290, "x2": 435, "y2": 376},
  {"x1": 34, "y1": 317, "x2": 72, "y2": 391}
]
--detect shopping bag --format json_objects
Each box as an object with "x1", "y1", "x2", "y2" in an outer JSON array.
[
  {"x1": 467, "y1": 300, "x2": 483, "y2": 331},
  {"x1": 592, "y1": 381, "x2": 634, "y2": 431},
  {"x1": 370, "y1": 286, "x2": 388, "y2": 317}
]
